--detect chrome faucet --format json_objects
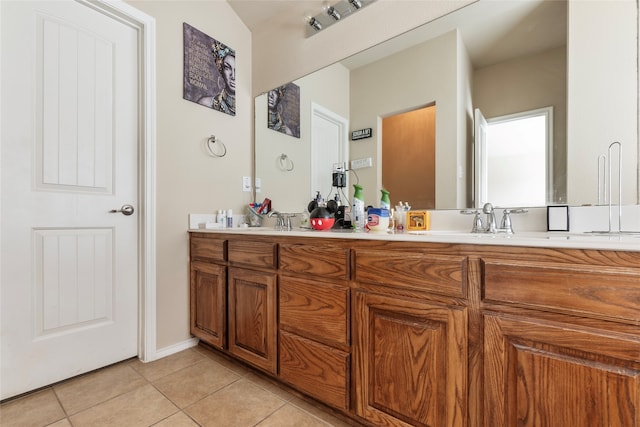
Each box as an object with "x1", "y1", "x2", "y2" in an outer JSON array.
[
  {"x1": 461, "y1": 203, "x2": 527, "y2": 234},
  {"x1": 268, "y1": 211, "x2": 295, "y2": 231},
  {"x1": 483, "y1": 203, "x2": 497, "y2": 233}
]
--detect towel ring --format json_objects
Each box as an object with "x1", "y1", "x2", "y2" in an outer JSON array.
[
  {"x1": 279, "y1": 153, "x2": 294, "y2": 171},
  {"x1": 206, "y1": 135, "x2": 227, "y2": 158}
]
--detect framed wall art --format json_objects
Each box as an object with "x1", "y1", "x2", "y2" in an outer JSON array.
[
  {"x1": 183, "y1": 23, "x2": 236, "y2": 116},
  {"x1": 267, "y1": 82, "x2": 300, "y2": 138}
]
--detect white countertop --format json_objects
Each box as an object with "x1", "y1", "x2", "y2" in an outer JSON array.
[{"x1": 189, "y1": 227, "x2": 640, "y2": 252}]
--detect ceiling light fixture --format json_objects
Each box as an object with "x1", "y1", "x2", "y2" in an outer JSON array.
[
  {"x1": 305, "y1": 0, "x2": 375, "y2": 37},
  {"x1": 307, "y1": 16, "x2": 322, "y2": 31},
  {"x1": 326, "y1": 6, "x2": 341, "y2": 20}
]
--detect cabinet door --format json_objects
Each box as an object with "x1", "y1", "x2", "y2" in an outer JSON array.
[
  {"x1": 354, "y1": 290, "x2": 468, "y2": 427},
  {"x1": 484, "y1": 313, "x2": 640, "y2": 427},
  {"x1": 228, "y1": 267, "x2": 277, "y2": 374},
  {"x1": 190, "y1": 261, "x2": 226, "y2": 349}
]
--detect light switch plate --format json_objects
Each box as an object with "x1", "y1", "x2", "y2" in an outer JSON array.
[
  {"x1": 351, "y1": 157, "x2": 373, "y2": 169},
  {"x1": 242, "y1": 176, "x2": 252, "y2": 192}
]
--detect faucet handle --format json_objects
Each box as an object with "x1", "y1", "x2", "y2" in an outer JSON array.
[
  {"x1": 460, "y1": 209, "x2": 483, "y2": 233},
  {"x1": 500, "y1": 208, "x2": 528, "y2": 234}
]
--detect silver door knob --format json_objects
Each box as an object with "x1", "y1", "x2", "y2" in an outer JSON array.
[{"x1": 110, "y1": 204, "x2": 135, "y2": 216}]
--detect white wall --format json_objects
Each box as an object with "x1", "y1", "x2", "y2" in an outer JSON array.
[
  {"x1": 567, "y1": 0, "x2": 638, "y2": 205},
  {"x1": 126, "y1": 0, "x2": 253, "y2": 349}
]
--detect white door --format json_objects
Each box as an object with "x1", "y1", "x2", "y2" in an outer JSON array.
[
  {"x1": 474, "y1": 108, "x2": 488, "y2": 209},
  {"x1": 310, "y1": 103, "x2": 349, "y2": 200},
  {"x1": 1, "y1": 0, "x2": 139, "y2": 399}
]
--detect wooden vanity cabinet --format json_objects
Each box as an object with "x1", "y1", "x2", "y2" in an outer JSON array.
[
  {"x1": 189, "y1": 232, "x2": 640, "y2": 427},
  {"x1": 278, "y1": 242, "x2": 351, "y2": 412},
  {"x1": 189, "y1": 235, "x2": 227, "y2": 349},
  {"x1": 481, "y1": 252, "x2": 640, "y2": 427},
  {"x1": 352, "y1": 248, "x2": 469, "y2": 427},
  {"x1": 227, "y1": 240, "x2": 278, "y2": 374}
]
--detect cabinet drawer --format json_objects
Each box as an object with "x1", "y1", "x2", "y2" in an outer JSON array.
[
  {"x1": 280, "y1": 276, "x2": 349, "y2": 348},
  {"x1": 228, "y1": 240, "x2": 277, "y2": 269},
  {"x1": 482, "y1": 258, "x2": 640, "y2": 322},
  {"x1": 354, "y1": 249, "x2": 466, "y2": 297},
  {"x1": 190, "y1": 235, "x2": 226, "y2": 262},
  {"x1": 279, "y1": 243, "x2": 349, "y2": 280},
  {"x1": 279, "y1": 330, "x2": 350, "y2": 412}
]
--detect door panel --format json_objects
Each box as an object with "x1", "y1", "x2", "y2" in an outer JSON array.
[
  {"x1": 38, "y1": 13, "x2": 114, "y2": 191},
  {"x1": 382, "y1": 105, "x2": 436, "y2": 209},
  {"x1": 310, "y1": 103, "x2": 348, "y2": 199},
  {"x1": 227, "y1": 267, "x2": 277, "y2": 374},
  {"x1": 1, "y1": 0, "x2": 139, "y2": 399}
]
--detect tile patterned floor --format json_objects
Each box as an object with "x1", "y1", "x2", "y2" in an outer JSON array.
[{"x1": 0, "y1": 345, "x2": 357, "y2": 427}]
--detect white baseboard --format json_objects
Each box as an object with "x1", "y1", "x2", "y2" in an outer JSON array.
[{"x1": 145, "y1": 337, "x2": 199, "y2": 362}]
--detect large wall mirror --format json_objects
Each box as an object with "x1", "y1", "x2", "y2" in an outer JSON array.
[{"x1": 255, "y1": 0, "x2": 639, "y2": 213}]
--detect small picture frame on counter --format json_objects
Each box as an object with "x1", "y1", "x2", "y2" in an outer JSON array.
[
  {"x1": 547, "y1": 205, "x2": 569, "y2": 231},
  {"x1": 406, "y1": 210, "x2": 430, "y2": 232}
]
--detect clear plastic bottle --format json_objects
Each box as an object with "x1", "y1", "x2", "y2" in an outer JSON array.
[
  {"x1": 300, "y1": 205, "x2": 311, "y2": 229},
  {"x1": 352, "y1": 184, "x2": 365, "y2": 230},
  {"x1": 395, "y1": 201, "x2": 405, "y2": 232}
]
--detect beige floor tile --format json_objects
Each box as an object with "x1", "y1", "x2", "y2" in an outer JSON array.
[
  {"x1": 288, "y1": 397, "x2": 357, "y2": 427},
  {"x1": 185, "y1": 379, "x2": 285, "y2": 427},
  {"x1": 152, "y1": 411, "x2": 199, "y2": 427},
  {"x1": 129, "y1": 348, "x2": 204, "y2": 382},
  {"x1": 244, "y1": 372, "x2": 295, "y2": 402},
  {"x1": 0, "y1": 389, "x2": 65, "y2": 427},
  {"x1": 69, "y1": 384, "x2": 177, "y2": 427},
  {"x1": 196, "y1": 346, "x2": 251, "y2": 377},
  {"x1": 45, "y1": 418, "x2": 72, "y2": 427},
  {"x1": 53, "y1": 363, "x2": 147, "y2": 415},
  {"x1": 153, "y1": 358, "x2": 240, "y2": 408},
  {"x1": 256, "y1": 404, "x2": 332, "y2": 427}
]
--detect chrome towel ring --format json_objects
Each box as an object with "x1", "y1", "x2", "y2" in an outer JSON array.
[
  {"x1": 206, "y1": 135, "x2": 227, "y2": 158},
  {"x1": 279, "y1": 153, "x2": 294, "y2": 171}
]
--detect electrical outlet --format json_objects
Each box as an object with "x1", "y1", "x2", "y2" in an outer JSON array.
[
  {"x1": 350, "y1": 157, "x2": 373, "y2": 169},
  {"x1": 255, "y1": 177, "x2": 262, "y2": 193},
  {"x1": 332, "y1": 171, "x2": 346, "y2": 187}
]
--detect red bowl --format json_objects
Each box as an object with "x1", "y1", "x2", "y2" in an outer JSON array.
[{"x1": 310, "y1": 217, "x2": 335, "y2": 230}]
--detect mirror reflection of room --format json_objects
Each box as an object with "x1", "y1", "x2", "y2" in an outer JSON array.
[{"x1": 254, "y1": 0, "x2": 638, "y2": 212}]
